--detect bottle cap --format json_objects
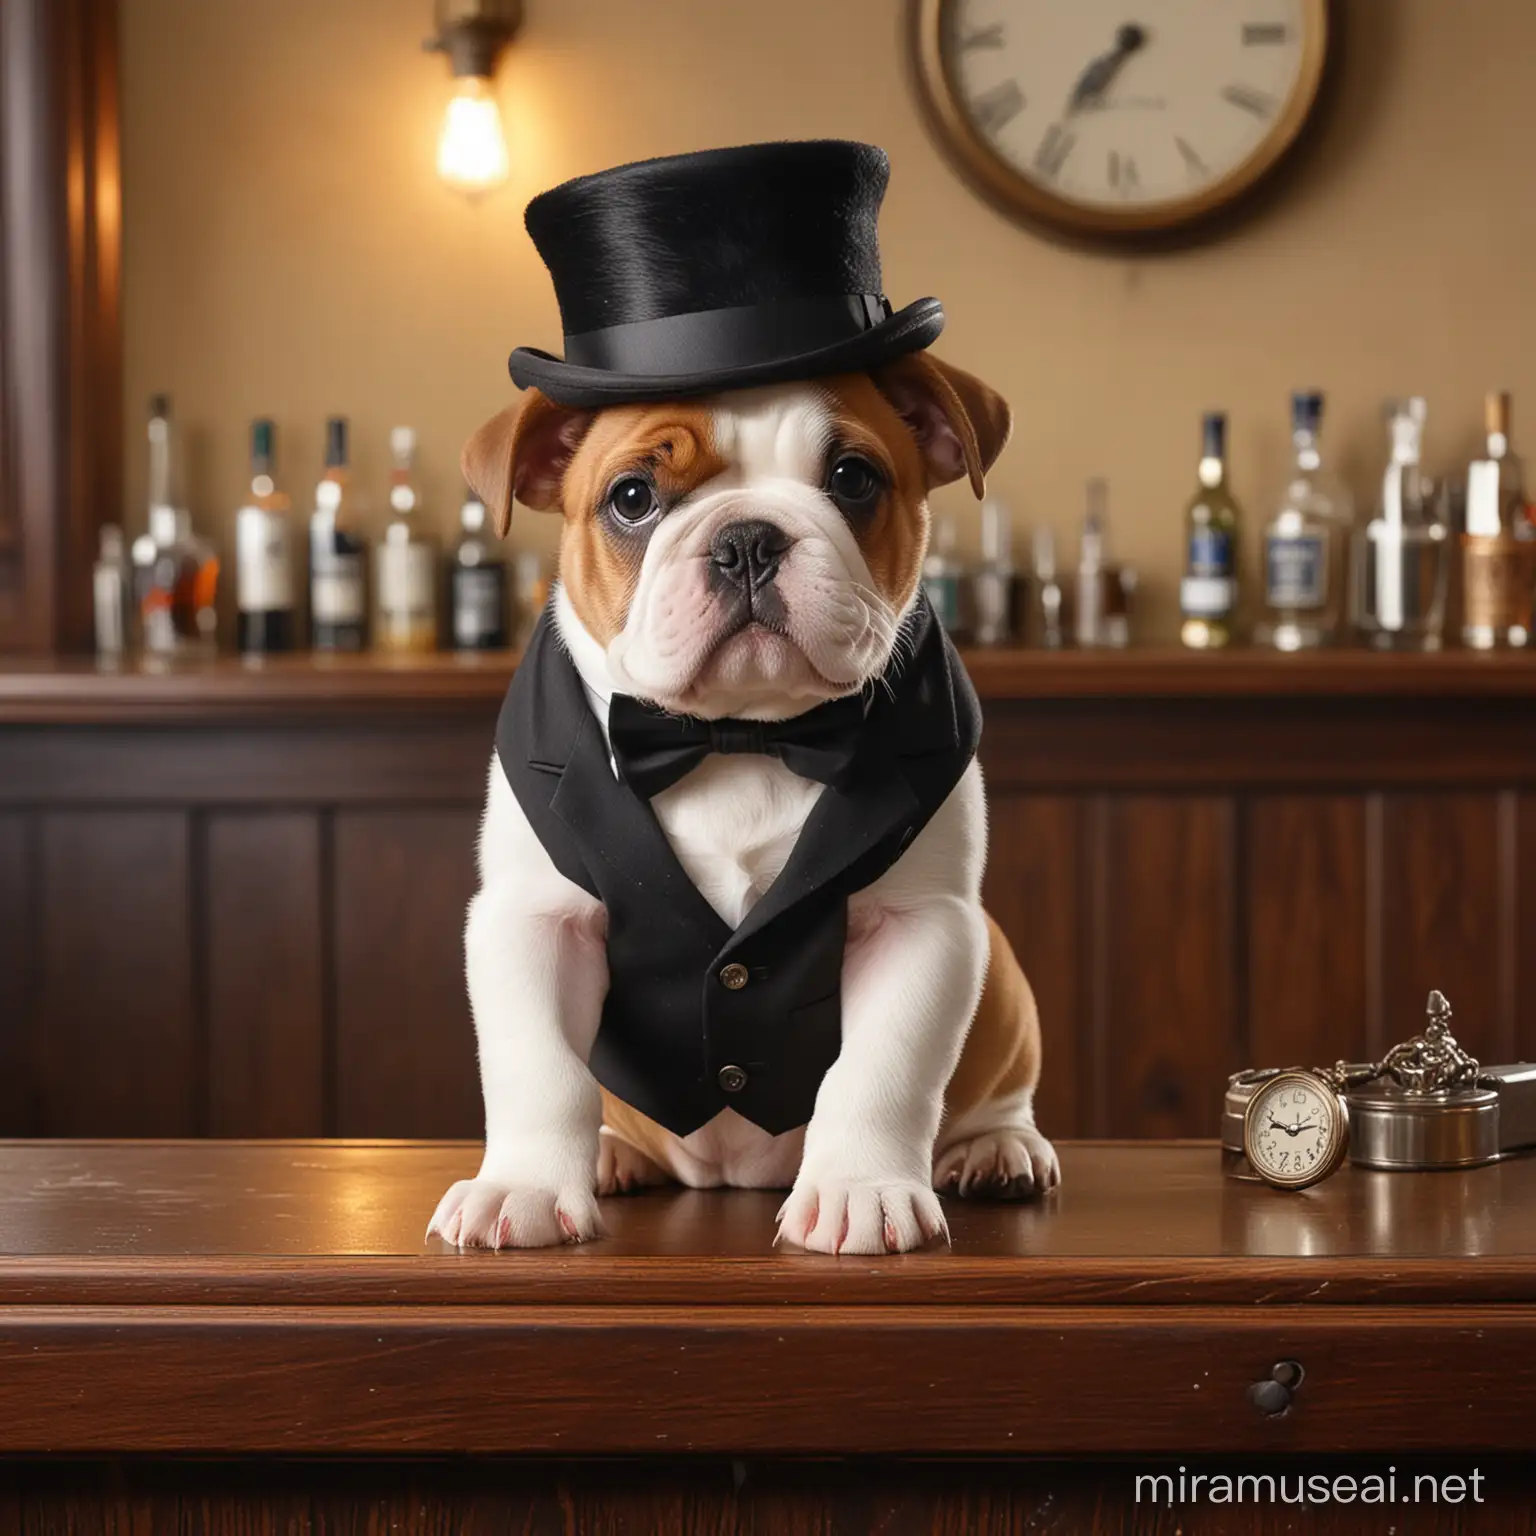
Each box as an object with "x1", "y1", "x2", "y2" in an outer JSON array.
[
  {"x1": 1201, "y1": 412, "x2": 1227, "y2": 460},
  {"x1": 251, "y1": 418, "x2": 275, "y2": 471},
  {"x1": 390, "y1": 426, "x2": 417, "y2": 466},
  {"x1": 1291, "y1": 391, "x2": 1323, "y2": 434},
  {"x1": 149, "y1": 393, "x2": 170, "y2": 421},
  {"x1": 325, "y1": 416, "x2": 348, "y2": 468},
  {"x1": 1486, "y1": 391, "x2": 1512, "y2": 440},
  {"x1": 99, "y1": 524, "x2": 124, "y2": 560},
  {"x1": 980, "y1": 499, "x2": 1012, "y2": 564},
  {"x1": 461, "y1": 497, "x2": 487, "y2": 532}
]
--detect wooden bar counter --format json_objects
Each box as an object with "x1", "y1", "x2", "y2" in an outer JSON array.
[{"x1": 2, "y1": 1138, "x2": 1536, "y2": 1530}]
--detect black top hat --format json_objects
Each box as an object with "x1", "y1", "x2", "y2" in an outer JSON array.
[{"x1": 507, "y1": 141, "x2": 944, "y2": 407}]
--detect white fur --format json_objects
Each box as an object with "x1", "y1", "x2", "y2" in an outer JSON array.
[{"x1": 427, "y1": 383, "x2": 1049, "y2": 1257}]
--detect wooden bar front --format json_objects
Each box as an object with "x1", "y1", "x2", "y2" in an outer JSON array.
[{"x1": 2, "y1": 649, "x2": 1535, "y2": 1145}]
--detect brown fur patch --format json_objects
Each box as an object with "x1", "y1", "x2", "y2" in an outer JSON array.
[
  {"x1": 557, "y1": 403, "x2": 727, "y2": 644},
  {"x1": 941, "y1": 911, "x2": 1042, "y2": 1126},
  {"x1": 818, "y1": 373, "x2": 932, "y2": 611}
]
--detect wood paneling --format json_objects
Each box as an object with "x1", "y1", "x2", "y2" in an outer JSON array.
[
  {"x1": 982, "y1": 792, "x2": 1081, "y2": 1137},
  {"x1": 206, "y1": 813, "x2": 323, "y2": 1136},
  {"x1": 1247, "y1": 796, "x2": 1369, "y2": 1072},
  {"x1": 333, "y1": 809, "x2": 482, "y2": 1138},
  {"x1": 1520, "y1": 793, "x2": 1536, "y2": 1064},
  {"x1": 35, "y1": 811, "x2": 196, "y2": 1134},
  {"x1": 1099, "y1": 797, "x2": 1235, "y2": 1138},
  {"x1": 0, "y1": 0, "x2": 120, "y2": 653},
  {"x1": 0, "y1": 814, "x2": 29, "y2": 1134},
  {"x1": 1380, "y1": 794, "x2": 1507, "y2": 1063}
]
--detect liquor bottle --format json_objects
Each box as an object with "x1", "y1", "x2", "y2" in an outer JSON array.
[
  {"x1": 450, "y1": 493, "x2": 509, "y2": 650},
  {"x1": 513, "y1": 549, "x2": 553, "y2": 649},
  {"x1": 235, "y1": 418, "x2": 297, "y2": 654},
  {"x1": 921, "y1": 514, "x2": 972, "y2": 641},
  {"x1": 1461, "y1": 391, "x2": 1533, "y2": 650},
  {"x1": 1030, "y1": 525, "x2": 1065, "y2": 649},
  {"x1": 1075, "y1": 478, "x2": 1134, "y2": 648},
  {"x1": 139, "y1": 394, "x2": 219, "y2": 658},
  {"x1": 1351, "y1": 398, "x2": 1448, "y2": 650},
  {"x1": 93, "y1": 525, "x2": 130, "y2": 657},
  {"x1": 1256, "y1": 391, "x2": 1353, "y2": 651},
  {"x1": 971, "y1": 498, "x2": 1019, "y2": 646},
  {"x1": 309, "y1": 416, "x2": 368, "y2": 652},
  {"x1": 375, "y1": 427, "x2": 439, "y2": 653},
  {"x1": 1179, "y1": 412, "x2": 1242, "y2": 650}
]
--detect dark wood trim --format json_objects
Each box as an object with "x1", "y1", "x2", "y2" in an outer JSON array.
[
  {"x1": 2, "y1": 646, "x2": 1536, "y2": 722},
  {"x1": 0, "y1": 0, "x2": 121, "y2": 654}
]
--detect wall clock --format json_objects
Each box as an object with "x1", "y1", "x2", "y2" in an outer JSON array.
[{"x1": 909, "y1": 0, "x2": 1330, "y2": 241}]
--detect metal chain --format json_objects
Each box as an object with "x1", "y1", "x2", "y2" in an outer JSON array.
[{"x1": 1319, "y1": 990, "x2": 1481, "y2": 1096}]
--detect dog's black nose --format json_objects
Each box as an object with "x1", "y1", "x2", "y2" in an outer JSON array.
[{"x1": 709, "y1": 521, "x2": 792, "y2": 591}]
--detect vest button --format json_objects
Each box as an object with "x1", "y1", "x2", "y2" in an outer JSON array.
[
  {"x1": 718, "y1": 962, "x2": 750, "y2": 991},
  {"x1": 718, "y1": 1064, "x2": 749, "y2": 1093}
]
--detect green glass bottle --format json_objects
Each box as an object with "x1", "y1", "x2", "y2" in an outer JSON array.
[{"x1": 1179, "y1": 411, "x2": 1242, "y2": 649}]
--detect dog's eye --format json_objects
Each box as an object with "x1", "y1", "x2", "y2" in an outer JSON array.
[
  {"x1": 607, "y1": 475, "x2": 659, "y2": 526},
  {"x1": 826, "y1": 455, "x2": 884, "y2": 514}
]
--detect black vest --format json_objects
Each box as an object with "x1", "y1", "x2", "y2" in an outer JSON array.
[{"x1": 496, "y1": 593, "x2": 981, "y2": 1137}]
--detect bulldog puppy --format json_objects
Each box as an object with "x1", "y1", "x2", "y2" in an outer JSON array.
[{"x1": 428, "y1": 351, "x2": 1058, "y2": 1256}]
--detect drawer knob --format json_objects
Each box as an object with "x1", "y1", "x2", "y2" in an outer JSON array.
[{"x1": 1248, "y1": 1360, "x2": 1305, "y2": 1417}]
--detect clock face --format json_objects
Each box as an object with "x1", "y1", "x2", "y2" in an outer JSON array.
[
  {"x1": 913, "y1": 0, "x2": 1329, "y2": 238},
  {"x1": 1246, "y1": 1074, "x2": 1344, "y2": 1189}
]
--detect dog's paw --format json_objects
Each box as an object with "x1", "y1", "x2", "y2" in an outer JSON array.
[
  {"x1": 775, "y1": 1178, "x2": 948, "y2": 1255},
  {"x1": 426, "y1": 1178, "x2": 604, "y2": 1250},
  {"x1": 595, "y1": 1133, "x2": 671, "y2": 1196},
  {"x1": 934, "y1": 1126, "x2": 1061, "y2": 1201}
]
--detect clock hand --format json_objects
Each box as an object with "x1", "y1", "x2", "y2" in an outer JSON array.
[{"x1": 1067, "y1": 22, "x2": 1148, "y2": 115}]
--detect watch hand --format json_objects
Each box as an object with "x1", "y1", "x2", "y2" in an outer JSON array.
[{"x1": 1067, "y1": 22, "x2": 1148, "y2": 115}]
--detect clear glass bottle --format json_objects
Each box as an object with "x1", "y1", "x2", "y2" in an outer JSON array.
[
  {"x1": 513, "y1": 549, "x2": 553, "y2": 649},
  {"x1": 1256, "y1": 391, "x2": 1353, "y2": 651},
  {"x1": 1075, "y1": 478, "x2": 1134, "y2": 648},
  {"x1": 1461, "y1": 391, "x2": 1533, "y2": 650},
  {"x1": 375, "y1": 426, "x2": 440, "y2": 654},
  {"x1": 921, "y1": 514, "x2": 972, "y2": 641},
  {"x1": 1030, "y1": 525, "x2": 1065, "y2": 649},
  {"x1": 971, "y1": 498, "x2": 1018, "y2": 647},
  {"x1": 450, "y1": 493, "x2": 509, "y2": 650},
  {"x1": 1179, "y1": 412, "x2": 1242, "y2": 650},
  {"x1": 309, "y1": 416, "x2": 368, "y2": 652},
  {"x1": 93, "y1": 525, "x2": 130, "y2": 657},
  {"x1": 1351, "y1": 397, "x2": 1447, "y2": 651},
  {"x1": 140, "y1": 394, "x2": 219, "y2": 658},
  {"x1": 235, "y1": 418, "x2": 297, "y2": 655}
]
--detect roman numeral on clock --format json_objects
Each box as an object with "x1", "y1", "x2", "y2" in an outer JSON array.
[
  {"x1": 1033, "y1": 123, "x2": 1076, "y2": 181},
  {"x1": 1222, "y1": 83, "x2": 1278, "y2": 118},
  {"x1": 970, "y1": 79, "x2": 1024, "y2": 136},
  {"x1": 1243, "y1": 22, "x2": 1289, "y2": 44},
  {"x1": 1108, "y1": 151, "x2": 1140, "y2": 193},
  {"x1": 1175, "y1": 136, "x2": 1209, "y2": 176},
  {"x1": 959, "y1": 22, "x2": 1005, "y2": 49}
]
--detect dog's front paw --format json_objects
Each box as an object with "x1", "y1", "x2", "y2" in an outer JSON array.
[
  {"x1": 935, "y1": 1125, "x2": 1061, "y2": 1200},
  {"x1": 776, "y1": 1177, "x2": 948, "y2": 1255},
  {"x1": 426, "y1": 1178, "x2": 604, "y2": 1250}
]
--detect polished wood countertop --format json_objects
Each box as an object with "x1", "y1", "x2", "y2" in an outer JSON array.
[
  {"x1": 2, "y1": 645, "x2": 1536, "y2": 722},
  {"x1": 2, "y1": 1141, "x2": 1535, "y2": 1456}
]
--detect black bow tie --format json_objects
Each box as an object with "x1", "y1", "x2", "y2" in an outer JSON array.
[{"x1": 608, "y1": 690, "x2": 868, "y2": 799}]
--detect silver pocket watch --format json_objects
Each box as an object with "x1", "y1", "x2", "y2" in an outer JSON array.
[{"x1": 1224, "y1": 991, "x2": 1536, "y2": 1190}]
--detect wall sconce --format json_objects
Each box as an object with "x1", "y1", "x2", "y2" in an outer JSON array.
[{"x1": 425, "y1": 0, "x2": 522, "y2": 195}]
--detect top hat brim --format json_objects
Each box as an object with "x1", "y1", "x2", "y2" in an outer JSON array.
[{"x1": 507, "y1": 297, "x2": 944, "y2": 409}]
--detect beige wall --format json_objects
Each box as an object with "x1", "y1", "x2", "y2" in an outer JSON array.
[{"x1": 123, "y1": 0, "x2": 1536, "y2": 640}]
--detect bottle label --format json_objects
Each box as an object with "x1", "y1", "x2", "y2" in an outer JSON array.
[
  {"x1": 378, "y1": 541, "x2": 437, "y2": 620},
  {"x1": 453, "y1": 567, "x2": 506, "y2": 646},
  {"x1": 1462, "y1": 535, "x2": 1535, "y2": 632},
  {"x1": 312, "y1": 550, "x2": 365, "y2": 623},
  {"x1": 1187, "y1": 527, "x2": 1233, "y2": 576},
  {"x1": 1266, "y1": 533, "x2": 1328, "y2": 610},
  {"x1": 1180, "y1": 575, "x2": 1236, "y2": 617},
  {"x1": 236, "y1": 509, "x2": 294, "y2": 614}
]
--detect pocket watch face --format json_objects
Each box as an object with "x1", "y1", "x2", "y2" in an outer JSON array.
[
  {"x1": 1244, "y1": 1071, "x2": 1347, "y2": 1189},
  {"x1": 914, "y1": 0, "x2": 1329, "y2": 238}
]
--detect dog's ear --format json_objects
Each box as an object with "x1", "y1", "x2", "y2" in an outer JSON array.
[
  {"x1": 461, "y1": 390, "x2": 594, "y2": 536},
  {"x1": 874, "y1": 353, "x2": 1012, "y2": 499}
]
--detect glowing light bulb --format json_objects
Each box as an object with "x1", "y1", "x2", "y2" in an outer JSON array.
[{"x1": 437, "y1": 76, "x2": 509, "y2": 194}]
